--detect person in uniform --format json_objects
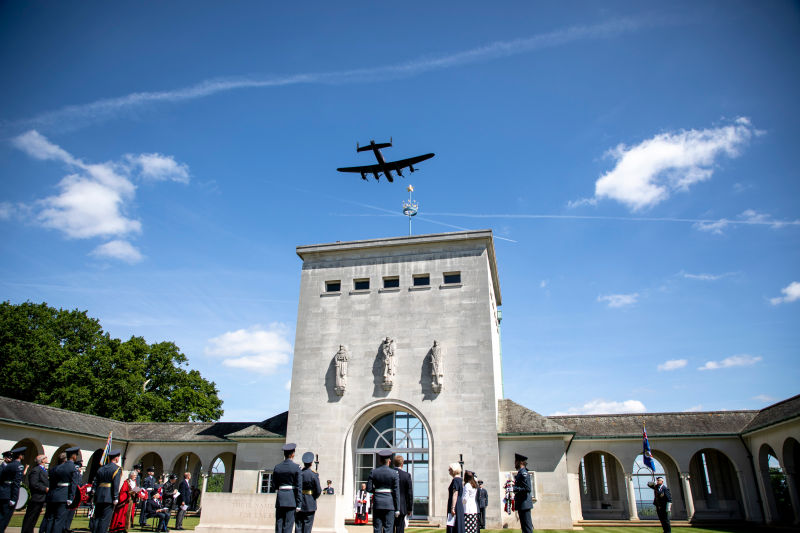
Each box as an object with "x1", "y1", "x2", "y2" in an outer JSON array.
[
  {"x1": 0, "y1": 446, "x2": 26, "y2": 533},
  {"x1": 139, "y1": 467, "x2": 156, "y2": 527},
  {"x1": 512, "y1": 453, "x2": 533, "y2": 533},
  {"x1": 477, "y1": 481, "x2": 488, "y2": 530},
  {"x1": 392, "y1": 455, "x2": 413, "y2": 533},
  {"x1": 647, "y1": 476, "x2": 672, "y2": 533},
  {"x1": 367, "y1": 450, "x2": 399, "y2": 533},
  {"x1": 142, "y1": 492, "x2": 171, "y2": 532},
  {"x1": 323, "y1": 481, "x2": 334, "y2": 495},
  {"x1": 273, "y1": 443, "x2": 301, "y2": 533},
  {"x1": 22, "y1": 454, "x2": 49, "y2": 533},
  {"x1": 91, "y1": 450, "x2": 122, "y2": 533},
  {"x1": 44, "y1": 447, "x2": 79, "y2": 533},
  {"x1": 64, "y1": 458, "x2": 85, "y2": 533},
  {"x1": 295, "y1": 452, "x2": 321, "y2": 533}
]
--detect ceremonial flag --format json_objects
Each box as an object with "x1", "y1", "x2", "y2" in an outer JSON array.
[
  {"x1": 99, "y1": 432, "x2": 113, "y2": 465},
  {"x1": 642, "y1": 423, "x2": 656, "y2": 472}
]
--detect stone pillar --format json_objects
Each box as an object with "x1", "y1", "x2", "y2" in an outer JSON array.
[
  {"x1": 625, "y1": 474, "x2": 639, "y2": 520},
  {"x1": 680, "y1": 473, "x2": 695, "y2": 521},
  {"x1": 200, "y1": 473, "x2": 209, "y2": 510},
  {"x1": 784, "y1": 470, "x2": 800, "y2": 525},
  {"x1": 739, "y1": 469, "x2": 754, "y2": 522}
]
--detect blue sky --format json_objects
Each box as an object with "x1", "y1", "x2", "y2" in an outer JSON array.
[{"x1": 1, "y1": 1, "x2": 798, "y2": 421}]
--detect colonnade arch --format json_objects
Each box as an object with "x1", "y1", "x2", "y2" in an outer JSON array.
[
  {"x1": 83, "y1": 448, "x2": 104, "y2": 484},
  {"x1": 630, "y1": 450, "x2": 687, "y2": 520},
  {"x1": 208, "y1": 452, "x2": 236, "y2": 493},
  {"x1": 11, "y1": 438, "x2": 44, "y2": 472},
  {"x1": 688, "y1": 448, "x2": 744, "y2": 520},
  {"x1": 759, "y1": 443, "x2": 794, "y2": 523},
  {"x1": 578, "y1": 451, "x2": 629, "y2": 520},
  {"x1": 136, "y1": 451, "x2": 165, "y2": 479}
]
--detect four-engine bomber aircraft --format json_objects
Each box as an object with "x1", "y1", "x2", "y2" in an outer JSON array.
[{"x1": 337, "y1": 139, "x2": 434, "y2": 182}]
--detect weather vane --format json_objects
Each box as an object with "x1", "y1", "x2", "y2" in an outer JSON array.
[{"x1": 402, "y1": 185, "x2": 418, "y2": 235}]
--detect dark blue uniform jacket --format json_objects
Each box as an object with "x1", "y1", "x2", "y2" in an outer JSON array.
[
  {"x1": 366, "y1": 464, "x2": 398, "y2": 511},
  {"x1": 272, "y1": 459, "x2": 301, "y2": 509}
]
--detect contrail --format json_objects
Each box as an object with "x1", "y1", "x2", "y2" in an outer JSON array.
[{"x1": 5, "y1": 17, "x2": 650, "y2": 133}]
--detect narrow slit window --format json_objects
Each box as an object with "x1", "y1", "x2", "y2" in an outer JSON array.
[
  {"x1": 325, "y1": 280, "x2": 341, "y2": 293},
  {"x1": 600, "y1": 454, "x2": 609, "y2": 495}
]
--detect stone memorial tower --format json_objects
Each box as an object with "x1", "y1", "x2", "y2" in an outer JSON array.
[{"x1": 286, "y1": 230, "x2": 503, "y2": 526}]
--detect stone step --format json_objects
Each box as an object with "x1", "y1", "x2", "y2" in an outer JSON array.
[
  {"x1": 576, "y1": 520, "x2": 693, "y2": 527},
  {"x1": 344, "y1": 519, "x2": 440, "y2": 527}
]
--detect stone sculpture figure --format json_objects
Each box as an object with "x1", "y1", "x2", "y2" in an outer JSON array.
[
  {"x1": 431, "y1": 340, "x2": 443, "y2": 393},
  {"x1": 334, "y1": 345, "x2": 348, "y2": 396},
  {"x1": 381, "y1": 337, "x2": 395, "y2": 391}
]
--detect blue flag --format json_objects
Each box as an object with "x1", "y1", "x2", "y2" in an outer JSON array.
[{"x1": 642, "y1": 424, "x2": 656, "y2": 472}]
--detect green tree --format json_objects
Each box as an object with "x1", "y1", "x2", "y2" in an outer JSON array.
[{"x1": 0, "y1": 301, "x2": 223, "y2": 422}]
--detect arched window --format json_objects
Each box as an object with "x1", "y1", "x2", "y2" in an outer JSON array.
[
  {"x1": 356, "y1": 411, "x2": 429, "y2": 518},
  {"x1": 632, "y1": 454, "x2": 666, "y2": 520}
]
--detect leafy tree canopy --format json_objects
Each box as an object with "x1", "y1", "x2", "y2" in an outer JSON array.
[{"x1": 0, "y1": 301, "x2": 224, "y2": 422}]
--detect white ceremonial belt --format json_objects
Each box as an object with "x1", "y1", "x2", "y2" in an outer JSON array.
[
  {"x1": 2, "y1": 481, "x2": 12, "y2": 484},
  {"x1": 278, "y1": 485, "x2": 294, "y2": 490},
  {"x1": 57, "y1": 483, "x2": 70, "y2": 486},
  {"x1": 374, "y1": 488, "x2": 391, "y2": 493}
]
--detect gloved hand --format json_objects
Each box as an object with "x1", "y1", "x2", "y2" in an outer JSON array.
[
  {"x1": 67, "y1": 500, "x2": 72, "y2": 506},
  {"x1": 296, "y1": 508, "x2": 301, "y2": 513},
  {"x1": 666, "y1": 502, "x2": 672, "y2": 513},
  {"x1": 114, "y1": 499, "x2": 119, "y2": 505},
  {"x1": 9, "y1": 501, "x2": 15, "y2": 507},
  {"x1": 394, "y1": 511, "x2": 400, "y2": 517}
]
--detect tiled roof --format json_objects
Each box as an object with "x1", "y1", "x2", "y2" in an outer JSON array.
[
  {"x1": 741, "y1": 394, "x2": 800, "y2": 434},
  {"x1": 0, "y1": 396, "x2": 286, "y2": 442},
  {"x1": 548, "y1": 410, "x2": 757, "y2": 438},
  {"x1": 498, "y1": 399, "x2": 572, "y2": 434}
]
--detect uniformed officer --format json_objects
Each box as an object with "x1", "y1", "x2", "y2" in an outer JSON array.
[
  {"x1": 367, "y1": 450, "x2": 399, "y2": 533},
  {"x1": 91, "y1": 450, "x2": 122, "y2": 533},
  {"x1": 43, "y1": 447, "x2": 79, "y2": 533},
  {"x1": 512, "y1": 453, "x2": 533, "y2": 533},
  {"x1": 64, "y1": 458, "x2": 84, "y2": 531},
  {"x1": 0, "y1": 446, "x2": 26, "y2": 533},
  {"x1": 139, "y1": 466, "x2": 156, "y2": 526},
  {"x1": 295, "y1": 452, "x2": 321, "y2": 533},
  {"x1": 273, "y1": 443, "x2": 301, "y2": 533}
]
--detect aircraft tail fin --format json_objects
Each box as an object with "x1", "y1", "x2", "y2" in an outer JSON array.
[{"x1": 357, "y1": 140, "x2": 392, "y2": 152}]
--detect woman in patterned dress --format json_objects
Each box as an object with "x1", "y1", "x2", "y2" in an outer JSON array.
[{"x1": 462, "y1": 471, "x2": 480, "y2": 533}]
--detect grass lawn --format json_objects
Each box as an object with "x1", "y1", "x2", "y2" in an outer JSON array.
[
  {"x1": 8, "y1": 512, "x2": 200, "y2": 531},
  {"x1": 407, "y1": 529, "x2": 780, "y2": 533}
]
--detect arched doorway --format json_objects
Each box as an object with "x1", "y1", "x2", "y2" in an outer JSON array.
[
  {"x1": 760, "y1": 444, "x2": 793, "y2": 523},
  {"x1": 578, "y1": 451, "x2": 628, "y2": 520},
  {"x1": 52, "y1": 443, "x2": 79, "y2": 466},
  {"x1": 689, "y1": 449, "x2": 743, "y2": 520},
  {"x1": 356, "y1": 410, "x2": 429, "y2": 518}
]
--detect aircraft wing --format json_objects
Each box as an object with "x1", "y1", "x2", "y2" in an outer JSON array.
[
  {"x1": 383, "y1": 153, "x2": 435, "y2": 170},
  {"x1": 336, "y1": 163, "x2": 382, "y2": 173}
]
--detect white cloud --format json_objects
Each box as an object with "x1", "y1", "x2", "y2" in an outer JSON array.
[
  {"x1": 539, "y1": 280, "x2": 547, "y2": 289},
  {"x1": 753, "y1": 395, "x2": 776, "y2": 403},
  {"x1": 680, "y1": 271, "x2": 729, "y2": 281},
  {"x1": 38, "y1": 174, "x2": 141, "y2": 239},
  {"x1": 592, "y1": 118, "x2": 756, "y2": 211},
  {"x1": 126, "y1": 153, "x2": 190, "y2": 183},
  {"x1": 0, "y1": 202, "x2": 15, "y2": 220},
  {"x1": 684, "y1": 405, "x2": 704, "y2": 412},
  {"x1": 11, "y1": 130, "x2": 189, "y2": 261},
  {"x1": 657, "y1": 359, "x2": 687, "y2": 371},
  {"x1": 770, "y1": 281, "x2": 800, "y2": 305},
  {"x1": 285, "y1": 380, "x2": 292, "y2": 391},
  {"x1": 698, "y1": 354, "x2": 762, "y2": 371},
  {"x1": 90, "y1": 240, "x2": 144, "y2": 264},
  {"x1": 598, "y1": 293, "x2": 638, "y2": 308},
  {"x1": 694, "y1": 219, "x2": 730, "y2": 234},
  {"x1": 205, "y1": 324, "x2": 293, "y2": 375},
  {"x1": 739, "y1": 209, "x2": 787, "y2": 229},
  {"x1": 551, "y1": 398, "x2": 647, "y2": 415}
]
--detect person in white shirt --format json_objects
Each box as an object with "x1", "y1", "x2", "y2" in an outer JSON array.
[{"x1": 462, "y1": 471, "x2": 479, "y2": 533}]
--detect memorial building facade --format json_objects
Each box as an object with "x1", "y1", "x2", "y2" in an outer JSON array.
[{"x1": 1, "y1": 230, "x2": 799, "y2": 530}]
